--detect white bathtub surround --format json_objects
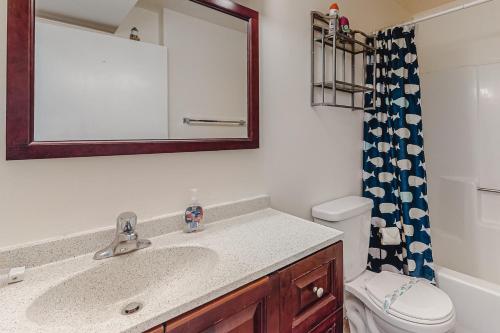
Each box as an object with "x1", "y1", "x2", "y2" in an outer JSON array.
[
  {"x1": 0, "y1": 195, "x2": 269, "y2": 270},
  {"x1": 0, "y1": 208, "x2": 342, "y2": 333},
  {"x1": 418, "y1": 0, "x2": 500, "y2": 285},
  {"x1": 436, "y1": 266, "x2": 500, "y2": 333}
]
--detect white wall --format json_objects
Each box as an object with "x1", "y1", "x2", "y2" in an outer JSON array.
[
  {"x1": 416, "y1": 0, "x2": 500, "y2": 74},
  {"x1": 115, "y1": 6, "x2": 163, "y2": 45},
  {"x1": 35, "y1": 20, "x2": 169, "y2": 141},
  {"x1": 36, "y1": 0, "x2": 138, "y2": 32},
  {"x1": 252, "y1": 0, "x2": 409, "y2": 220},
  {"x1": 0, "y1": 1, "x2": 264, "y2": 248},
  {"x1": 163, "y1": 7, "x2": 247, "y2": 139},
  {"x1": 0, "y1": 0, "x2": 409, "y2": 248},
  {"x1": 417, "y1": 0, "x2": 500, "y2": 284}
]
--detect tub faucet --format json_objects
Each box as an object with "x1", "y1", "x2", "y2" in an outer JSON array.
[{"x1": 93, "y1": 212, "x2": 151, "y2": 260}]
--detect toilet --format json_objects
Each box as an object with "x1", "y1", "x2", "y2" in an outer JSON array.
[{"x1": 312, "y1": 196, "x2": 456, "y2": 333}]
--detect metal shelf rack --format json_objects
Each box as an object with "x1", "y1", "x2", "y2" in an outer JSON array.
[{"x1": 311, "y1": 11, "x2": 376, "y2": 110}]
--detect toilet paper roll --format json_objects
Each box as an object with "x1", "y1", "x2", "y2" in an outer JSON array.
[{"x1": 380, "y1": 227, "x2": 402, "y2": 246}]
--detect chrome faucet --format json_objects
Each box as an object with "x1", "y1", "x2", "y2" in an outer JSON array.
[{"x1": 93, "y1": 212, "x2": 151, "y2": 260}]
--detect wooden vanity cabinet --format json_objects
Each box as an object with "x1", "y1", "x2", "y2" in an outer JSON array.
[
  {"x1": 149, "y1": 242, "x2": 343, "y2": 333},
  {"x1": 278, "y1": 243, "x2": 343, "y2": 333}
]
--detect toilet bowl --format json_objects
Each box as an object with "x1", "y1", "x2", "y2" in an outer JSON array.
[{"x1": 312, "y1": 196, "x2": 456, "y2": 333}]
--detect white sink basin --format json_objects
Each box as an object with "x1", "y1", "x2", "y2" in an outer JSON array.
[{"x1": 26, "y1": 246, "x2": 218, "y2": 327}]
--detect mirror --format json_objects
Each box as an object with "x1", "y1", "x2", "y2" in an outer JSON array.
[
  {"x1": 6, "y1": 0, "x2": 259, "y2": 159},
  {"x1": 34, "y1": 0, "x2": 248, "y2": 141}
]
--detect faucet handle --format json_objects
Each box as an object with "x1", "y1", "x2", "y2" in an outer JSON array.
[{"x1": 117, "y1": 212, "x2": 137, "y2": 233}]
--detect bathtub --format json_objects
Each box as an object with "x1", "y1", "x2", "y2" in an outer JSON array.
[{"x1": 436, "y1": 266, "x2": 500, "y2": 333}]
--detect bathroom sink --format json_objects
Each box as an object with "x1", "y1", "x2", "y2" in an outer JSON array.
[{"x1": 26, "y1": 246, "x2": 218, "y2": 327}]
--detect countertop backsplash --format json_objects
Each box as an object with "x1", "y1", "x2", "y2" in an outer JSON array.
[{"x1": 0, "y1": 195, "x2": 270, "y2": 270}]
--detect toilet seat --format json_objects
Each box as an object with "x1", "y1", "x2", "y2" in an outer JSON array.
[
  {"x1": 364, "y1": 271, "x2": 455, "y2": 325},
  {"x1": 346, "y1": 270, "x2": 456, "y2": 333}
]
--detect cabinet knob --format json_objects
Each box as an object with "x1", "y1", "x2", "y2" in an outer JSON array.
[{"x1": 312, "y1": 286, "x2": 324, "y2": 298}]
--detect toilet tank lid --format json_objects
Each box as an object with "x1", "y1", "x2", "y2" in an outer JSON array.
[{"x1": 312, "y1": 196, "x2": 373, "y2": 222}]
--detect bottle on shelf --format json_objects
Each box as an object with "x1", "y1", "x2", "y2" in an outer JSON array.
[{"x1": 328, "y1": 3, "x2": 340, "y2": 34}]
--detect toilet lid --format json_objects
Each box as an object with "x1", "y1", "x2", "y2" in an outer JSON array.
[{"x1": 365, "y1": 271, "x2": 454, "y2": 324}]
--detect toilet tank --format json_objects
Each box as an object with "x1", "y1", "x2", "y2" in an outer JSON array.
[{"x1": 312, "y1": 196, "x2": 373, "y2": 282}]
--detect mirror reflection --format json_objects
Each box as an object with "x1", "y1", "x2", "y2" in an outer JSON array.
[{"x1": 34, "y1": 0, "x2": 248, "y2": 141}]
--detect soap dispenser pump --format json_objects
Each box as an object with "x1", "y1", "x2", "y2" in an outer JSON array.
[{"x1": 184, "y1": 188, "x2": 204, "y2": 233}]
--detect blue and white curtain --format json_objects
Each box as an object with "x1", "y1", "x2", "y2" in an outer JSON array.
[{"x1": 363, "y1": 26, "x2": 435, "y2": 282}]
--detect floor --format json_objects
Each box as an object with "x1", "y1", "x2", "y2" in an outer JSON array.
[{"x1": 344, "y1": 318, "x2": 350, "y2": 333}]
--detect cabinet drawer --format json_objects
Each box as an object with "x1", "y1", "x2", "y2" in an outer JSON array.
[
  {"x1": 144, "y1": 325, "x2": 164, "y2": 333},
  {"x1": 279, "y1": 242, "x2": 343, "y2": 333}
]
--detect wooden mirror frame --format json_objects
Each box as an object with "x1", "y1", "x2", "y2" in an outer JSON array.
[{"x1": 6, "y1": 0, "x2": 259, "y2": 160}]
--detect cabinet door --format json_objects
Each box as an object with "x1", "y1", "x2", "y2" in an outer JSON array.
[
  {"x1": 165, "y1": 276, "x2": 279, "y2": 333},
  {"x1": 308, "y1": 309, "x2": 343, "y2": 333},
  {"x1": 279, "y1": 242, "x2": 343, "y2": 333}
]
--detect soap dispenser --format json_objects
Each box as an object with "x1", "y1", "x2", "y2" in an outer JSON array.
[{"x1": 184, "y1": 188, "x2": 204, "y2": 233}]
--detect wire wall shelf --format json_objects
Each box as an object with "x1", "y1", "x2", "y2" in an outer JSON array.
[{"x1": 311, "y1": 11, "x2": 376, "y2": 111}]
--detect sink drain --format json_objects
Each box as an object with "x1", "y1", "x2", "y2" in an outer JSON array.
[{"x1": 121, "y1": 302, "x2": 143, "y2": 315}]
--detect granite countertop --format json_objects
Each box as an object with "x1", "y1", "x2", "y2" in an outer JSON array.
[{"x1": 0, "y1": 208, "x2": 343, "y2": 333}]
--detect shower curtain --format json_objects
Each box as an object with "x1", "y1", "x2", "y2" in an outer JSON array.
[{"x1": 363, "y1": 26, "x2": 435, "y2": 282}]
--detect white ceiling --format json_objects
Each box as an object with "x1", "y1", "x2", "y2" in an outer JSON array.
[
  {"x1": 138, "y1": 0, "x2": 247, "y2": 32},
  {"x1": 36, "y1": 0, "x2": 138, "y2": 32},
  {"x1": 393, "y1": 0, "x2": 458, "y2": 15}
]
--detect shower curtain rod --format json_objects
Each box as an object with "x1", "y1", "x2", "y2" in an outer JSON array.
[{"x1": 378, "y1": 0, "x2": 494, "y2": 32}]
